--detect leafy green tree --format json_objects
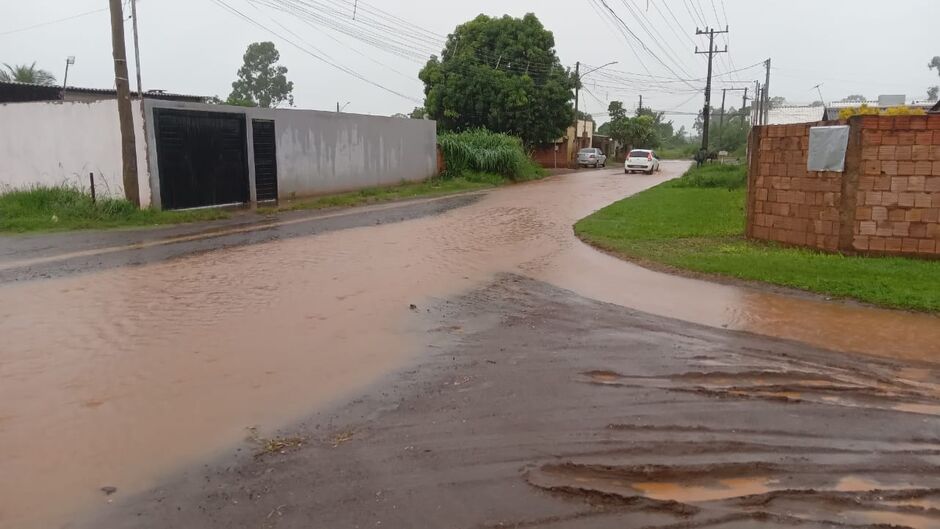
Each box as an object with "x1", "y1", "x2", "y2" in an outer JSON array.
[
  {"x1": 418, "y1": 13, "x2": 576, "y2": 146},
  {"x1": 603, "y1": 100, "x2": 661, "y2": 151},
  {"x1": 229, "y1": 42, "x2": 294, "y2": 108},
  {"x1": 409, "y1": 106, "x2": 427, "y2": 119},
  {"x1": 0, "y1": 62, "x2": 56, "y2": 85}
]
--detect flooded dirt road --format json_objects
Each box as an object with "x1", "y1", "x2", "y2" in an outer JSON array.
[
  {"x1": 85, "y1": 276, "x2": 940, "y2": 529},
  {"x1": 1, "y1": 162, "x2": 938, "y2": 528}
]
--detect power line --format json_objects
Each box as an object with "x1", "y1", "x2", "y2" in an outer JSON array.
[
  {"x1": 595, "y1": 0, "x2": 699, "y2": 89},
  {"x1": 0, "y1": 7, "x2": 109, "y2": 37},
  {"x1": 619, "y1": 0, "x2": 697, "y2": 80},
  {"x1": 209, "y1": 0, "x2": 422, "y2": 103}
]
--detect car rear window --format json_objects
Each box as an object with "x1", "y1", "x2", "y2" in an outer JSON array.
[
  {"x1": 629, "y1": 150, "x2": 650, "y2": 157},
  {"x1": 579, "y1": 149, "x2": 596, "y2": 154}
]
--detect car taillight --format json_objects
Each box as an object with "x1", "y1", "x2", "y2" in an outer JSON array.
[{"x1": 589, "y1": 154, "x2": 596, "y2": 158}]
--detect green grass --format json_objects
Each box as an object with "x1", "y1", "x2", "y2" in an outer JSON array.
[
  {"x1": 260, "y1": 175, "x2": 503, "y2": 214},
  {"x1": 575, "y1": 165, "x2": 940, "y2": 312},
  {"x1": 668, "y1": 163, "x2": 748, "y2": 190},
  {"x1": 0, "y1": 186, "x2": 229, "y2": 233}
]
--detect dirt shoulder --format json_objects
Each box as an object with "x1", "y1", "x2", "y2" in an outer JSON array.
[{"x1": 82, "y1": 275, "x2": 940, "y2": 529}]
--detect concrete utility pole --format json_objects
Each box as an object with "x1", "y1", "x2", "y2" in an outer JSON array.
[
  {"x1": 572, "y1": 62, "x2": 580, "y2": 130},
  {"x1": 718, "y1": 88, "x2": 727, "y2": 142},
  {"x1": 570, "y1": 61, "x2": 617, "y2": 166},
  {"x1": 753, "y1": 80, "x2": 761, "y2": 125},
  {"x1": 741, "y1": 87, "x2": 749, "y2": 124},
  {"x1": 109, "y1": 0, "x2": 140, "y2": 206},
  {"x1": 762, "y1": 58, "x2": 772, "y2": 125},
  {"x1": 695, "y1": 26, "x2": 728, "y2": 152},
  {"x1": 638, "y1": 94, "x2": 643, "y2": 112}
]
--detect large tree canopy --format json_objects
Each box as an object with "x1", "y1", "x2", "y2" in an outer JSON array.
[
  {"x1": 229, "y1": 42, "x2": 294, "y2": 108},
  {"x1": 418, "y1": 13, "x2": 576, "y2": 145}
]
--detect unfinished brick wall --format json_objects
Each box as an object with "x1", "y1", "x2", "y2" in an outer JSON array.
[
  {"x1": 854, "y1": 116, "x2": 940, "y2": 255},
  {"x1": 746, "y1": 114, "x2": 940, "y2": 258},
  {"x1": 747, "y1": 122, "x2": 844, "y2": 252}
]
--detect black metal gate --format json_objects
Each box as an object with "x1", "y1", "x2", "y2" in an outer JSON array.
[
  {"x1": 154, "y1": 108, "x2": 250, "y2": 210},
  {"x1": 252, "y1": 120, "x2": 278, "y2": 202}
]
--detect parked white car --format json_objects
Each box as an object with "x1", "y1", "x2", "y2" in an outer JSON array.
[
  {"x1": 624, "y1": 149, "x2": 661, "y2": 174},
  {"x1": 577, "y1": 148, "x2": 607, "y2": 168}
]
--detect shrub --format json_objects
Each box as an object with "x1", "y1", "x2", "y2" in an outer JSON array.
[
  {"x1": 839, "y1": 104, "x2": 926, "y2": 119},
  {"x1": 668, "y1": 164, "x2": 747, "y2": 190},
  {"x1": 438, "y1": 129, "x2": 534, "y2": 180}
]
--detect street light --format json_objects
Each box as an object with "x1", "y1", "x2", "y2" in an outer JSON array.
[
  {"x1": 580, "y1": 61, "x2": 618, "y2": 80},
  {"x1": 62, "y1": 56, "x2": 75, "y2": 91},
  {"x1": 571, "y1": 61, "x2": 617, "y2": 165}
]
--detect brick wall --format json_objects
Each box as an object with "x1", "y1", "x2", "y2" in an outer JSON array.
[
  {"x1": 746, "y1": 114, "x2": 940, "y2": 258},
  {"x1": 854, "y1": 115, "x2": 940, "y2": 255},
  {"x1": 747, "y1": 122, "x2": 844, "y2": 252}
]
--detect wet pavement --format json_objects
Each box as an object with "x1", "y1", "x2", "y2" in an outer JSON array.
[{"x1": 1, "y1": 162, "x2": 939, "y2": 529}]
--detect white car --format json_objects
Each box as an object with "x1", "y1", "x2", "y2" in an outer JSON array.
[
  {"x1": 624, "y1": 149, "x2": 661, "y2": 174},
  {"x1": 577, "y1": 148, "x2": 607, "y2": 168}
]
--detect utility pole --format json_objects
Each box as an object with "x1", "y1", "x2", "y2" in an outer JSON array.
[
  {"x1": 741, "y1": 87, "x2": 749, "y2": 124},
  {"x1": 109, "y1": 0, "x2": 140, "y2": 206},
  {"x1": 717, "y1": 87, "x2": 747, "y2": 147},
  {"x1": 130, "y1": 0, "x2": 143, "y2": 99},
  {"x1": 695, "y1": 26, "x2": 728, "y2": 153},
  {"x1": 762, "y1": 58, "x2": 772, "y2": 125},
  {"x1": 570, "y1": 61, "x2": 617, "y2": 167},
  {"x1": 571, "y1": 61, "x2": 580, "y2": 167},
  {"x1": 638, "y1": 94, "x2": 643, "y2": 112},
  {"x1": 718, "y1": 88, "x2": 727, "y2": 146},
  {"x1": 753, "y1": 80, "x2": 761, "y2": 125}
]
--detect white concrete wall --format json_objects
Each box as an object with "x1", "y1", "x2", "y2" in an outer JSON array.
[
  {"x1": 271, "y1": 110, "x2": 437, "y2": 198},
  {"x1": 0, "y1": 100, "x2": 151, "y2": 207},
  {"x1": 144, "y1": 101, "x2": 437, "y2": 208}
]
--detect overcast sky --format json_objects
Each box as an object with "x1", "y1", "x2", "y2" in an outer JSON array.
[{"x1": 2, "y1": 0, "x2": 937, "y2": 130}]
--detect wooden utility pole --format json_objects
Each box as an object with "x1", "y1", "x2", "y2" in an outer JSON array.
[
  {"x1": 109, "y1": 0, "x2": 140, "y2": 206},
  {"x1": 695, "y1": 26, "x2": 728, "y2": 152}
]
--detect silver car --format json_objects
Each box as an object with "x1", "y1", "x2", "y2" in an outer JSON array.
[{"x1": 577, "y1": 148, "x2": 607, "y2": 168}]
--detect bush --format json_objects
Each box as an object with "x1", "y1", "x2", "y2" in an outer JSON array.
[
  {"x1": 668, "y1": 164, "x2": 747, "y2": 190},
  {"x1": 838, "y1": 104, "x2": 926, "y2": 119},
  {"x1": 438, "y1": 129, "x2": 537, "y2": 180}
]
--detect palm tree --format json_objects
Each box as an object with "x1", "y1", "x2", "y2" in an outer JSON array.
[{"x1": 0, "y1": 62, "x2": 57, "y2": 85}]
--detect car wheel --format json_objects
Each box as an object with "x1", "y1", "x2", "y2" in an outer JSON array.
[{"x1": 646, "y1": 169, "x2": 654, "y2": 175}]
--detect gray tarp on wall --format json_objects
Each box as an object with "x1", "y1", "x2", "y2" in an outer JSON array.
[{"x1": 807, "y1": 125, "x2": 850, "y2": 172}]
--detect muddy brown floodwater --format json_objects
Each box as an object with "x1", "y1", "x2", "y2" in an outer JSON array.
[{"x1": 0, "y1": 162, "x2": 938, "y2": 529}]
